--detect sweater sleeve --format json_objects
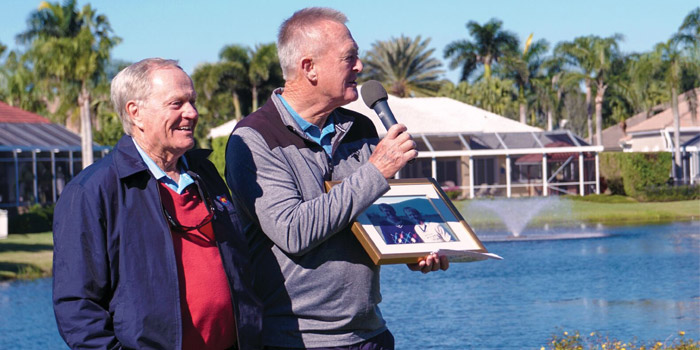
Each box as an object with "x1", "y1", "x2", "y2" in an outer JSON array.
[{"x1": 226, "y1": 127, "x2": 389, "y2": 255}]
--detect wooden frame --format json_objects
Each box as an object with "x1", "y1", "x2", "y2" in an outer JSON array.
[{"x1": 325, "y1": 178, "x2": 501, "y2": 265}]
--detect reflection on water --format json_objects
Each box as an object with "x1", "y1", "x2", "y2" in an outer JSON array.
[{"x1": 0, "y1": 222, "x2": 698, "y2": 349}]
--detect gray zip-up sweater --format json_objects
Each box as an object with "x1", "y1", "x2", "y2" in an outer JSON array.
[{"x1": 226, "y1": 90, "x2": 391, "y2": 347}]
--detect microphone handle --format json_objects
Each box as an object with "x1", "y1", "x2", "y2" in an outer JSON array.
[
  {"x1": 373, "y1": 101, "x2": 398, "y2": 131},
  {"x1": 373, "y1": 100, "x2": 415, "y2": 165}
]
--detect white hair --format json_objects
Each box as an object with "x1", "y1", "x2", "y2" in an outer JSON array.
[
  {"x1": 110, "y1": 58, "x2": 183, "y2": 135},
  {"x1": 277, "y1": 7, "x2": 348, "y2": 81}
]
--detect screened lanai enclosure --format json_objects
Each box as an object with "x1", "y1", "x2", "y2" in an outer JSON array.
[
  {"x1": 398, "y1": 130, "x2": 604, "y2": 198},
  {"x1": 0, "y1": 102, "x2": 110, "y2": 209}
]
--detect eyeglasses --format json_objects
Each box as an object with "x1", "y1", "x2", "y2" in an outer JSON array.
[{"x1": 161, "y1": 171, "x2": 216, "y2": 232}]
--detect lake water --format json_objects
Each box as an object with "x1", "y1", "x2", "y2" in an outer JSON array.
[{"x1": 1, "y1": 221, "x2": 698, "y2": 349}]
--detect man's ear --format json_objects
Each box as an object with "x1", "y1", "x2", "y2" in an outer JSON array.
[
  {"x1": 301, "y1": 57, "x2": 317, "y2": 83},
  {"x1": 126, "y1": 101, "x2": 143, "y2": 129}
]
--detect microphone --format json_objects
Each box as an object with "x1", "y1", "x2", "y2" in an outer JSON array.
[{"x1": 361, "y1": 80, "x2": 397, "y2": 131}]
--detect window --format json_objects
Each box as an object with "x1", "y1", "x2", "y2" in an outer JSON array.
[{"x1": 473, "y1": 158, "x2": 495, "y2": 185}]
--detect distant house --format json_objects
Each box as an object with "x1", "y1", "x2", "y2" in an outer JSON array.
[
  {"x1": 0, "y1": 102, "x2": 110, "y2": 208},
  {"x1": 208, "y1": 118, "x2": 238, "y2": 139},
  {"x1": 343, "y1": 88, "x2": 603, "y2": 197},
  {"x1": 602, "y1": 88, "x2": 700, "y2": 183}
]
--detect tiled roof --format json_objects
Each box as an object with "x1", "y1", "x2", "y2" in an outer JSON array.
[
  {"x1": 0, "y1": 101, "x2": 109, "y2": 151},
  {"x1": 0, "y1": 101, "x2": 51, "y2": 123},
  {"x1": 626, "y1": 88, "x2": 700, "y2": 133}
]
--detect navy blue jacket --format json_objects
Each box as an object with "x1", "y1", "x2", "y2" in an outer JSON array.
[{"x1": 52, "y1": 135, "x2": 262, "y2": 349}]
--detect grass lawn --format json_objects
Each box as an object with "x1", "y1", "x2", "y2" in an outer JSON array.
[
  {"x1": 0, "y1": 232, "x2": 53, "y2": 280},
  {"x1": 454, "y1": 198, "x2": 699, "y2": 230}
]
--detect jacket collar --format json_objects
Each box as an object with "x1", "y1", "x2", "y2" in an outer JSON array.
[
  {"x1": 268, "y1": 89, "x2": 356, "y2": 153},
  {"x1": 113, "y1": 134, "x2": 212, "y2": 180}
]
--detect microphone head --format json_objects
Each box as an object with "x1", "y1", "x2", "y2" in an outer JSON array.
[{"x1": 361, "y1": 80, "x2": 388, "y2": 109}]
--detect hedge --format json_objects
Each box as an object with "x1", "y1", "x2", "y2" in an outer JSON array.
[
  {"x1": 210, "y1": 136, "x2": 228, "y2": 180},
  {"x1": 600, "y1": 152, "x2": 673, "y2": 199},
  {"x1": 8, "y1": 204, "x2": 54, "y2": 234}
]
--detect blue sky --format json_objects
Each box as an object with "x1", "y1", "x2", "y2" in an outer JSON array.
[{"x1": 0, "y1": 0, "x2": 697, "y2": 83}]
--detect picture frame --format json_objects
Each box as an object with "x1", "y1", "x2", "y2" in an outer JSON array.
[{"x1": 325, "y1": 178, "x2": 501, "y2": 265}]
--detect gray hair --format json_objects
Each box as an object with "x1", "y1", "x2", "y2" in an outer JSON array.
[
  {"x1": 110, "y1": 58, "x2": 184, "y2": 135},
  {"x1": 277, "y1": 7, "x2": 348, "y2": 80}
]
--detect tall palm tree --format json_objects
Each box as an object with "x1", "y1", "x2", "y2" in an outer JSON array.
[
  {"x1": 655, "y1": 39, "x2": 684, "y2": 183},
  {"x1": 499, "y1": 34, "x2": 549, "y2": 124},
  {"x1": 361, "y1": 35, "x2": 444, "y2": 97},
  {"x1": 444, "y1": 18, "x2": 519, "y2": 81},
  {"x1": 531, "y1": 56, "x2": 567, "y2": 131},
  {"x1": 555, "y1": 34, "x2": 623, "y2": 145},
  {"x1": 18, "y1": 0, "x2": 120, "y2": 168}
]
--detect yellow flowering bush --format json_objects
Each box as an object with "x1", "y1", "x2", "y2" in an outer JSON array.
[{"x1": 542, "y1": 330, "x2": 699, "y2": 350}]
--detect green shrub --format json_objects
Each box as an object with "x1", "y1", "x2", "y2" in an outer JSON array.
[
  {"x1": 638, "y1": 184, "x2": 700, "y2": 202},
  {"x1": 621, "y1": 152, "x2": 672, "y2": 198},
  {"x1": 600, "y1": 152, "x2": 626, "y2": 195},
  {"x1": 600, "y1": 152, "x2": 672, "y2": 198},
  {"x1": 209, "y1": 136, "x2": 228, "y2": 180},
  {"x1": 8, "y1": 204, "x2": 54, "y2": 234}
]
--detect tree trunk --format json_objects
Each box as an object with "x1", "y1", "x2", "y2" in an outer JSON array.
[
  {"x1": 251, "y1": 85, "x2": 258, "y2": 112},
  {"x1": 519, "y1": 103, "x2": 527, "y2": 124},
  {"x1": 79, "y1": 84, "x2": 94, "y2": 169},
  {"x1": 519, "y1": 87, "x2": 527, "y2": 124},
  {"x1": 232, "y1": 91, "x2": 242, "y2": 120},
  {"x1": 672, "y1": 86, "x2": 682, "y2": 183},
  {"x1": 594, "y1": 83, "x2": 607, "y2": 146},
  {"x1": 484, "y1": 63, "x2": 492, "y2": 80},
  {"x1": 547, "y1": 108, "x2": 553, "y2": 131},
  {"x1": 585, "y1": 80, "x2": 593, "y2": 144}
]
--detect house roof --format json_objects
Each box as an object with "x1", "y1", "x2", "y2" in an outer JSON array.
[
  {"x1": 0, "y1": 101, "x2": 51, "y2": 124},
  {"x1": 343, "y1": 86, "x2": 542, "y2": 135},
  {"x1": 0, "y1": 101, "x2": 109, "y2": 152},
  {"x1": 601, "y1": 111, "x2": 648, "y2": 150},
  {"x1": 626, "y1": 88, "x2": 700, "y2": 134}
]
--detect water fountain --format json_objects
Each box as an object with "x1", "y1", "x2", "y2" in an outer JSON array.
[{"x1": 467, "y1": 197, "x2": 609, "y2": 241}]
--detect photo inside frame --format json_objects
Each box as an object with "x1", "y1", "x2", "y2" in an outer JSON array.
[{"x1": 358, "y1": 195, "x2": 459, "y2": 245}]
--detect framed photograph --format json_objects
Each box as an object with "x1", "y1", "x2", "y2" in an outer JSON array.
[{"x1": 325, "y1": 178, "x2": 501, "y2": 265}]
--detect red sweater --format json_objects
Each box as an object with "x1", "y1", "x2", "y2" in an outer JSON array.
[{"x1": 159, "y1": 183, "x2": 236, "y2": 349}]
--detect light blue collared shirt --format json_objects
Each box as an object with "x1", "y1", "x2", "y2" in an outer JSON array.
[
  {"x1": 132, "y1": 138, "x2": 194, "y2": 194},
  {"x1": 278, "y1": 94, "x2": 336, "y2": 155}
]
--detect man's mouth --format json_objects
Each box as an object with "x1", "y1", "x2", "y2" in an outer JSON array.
[{"x1": 176, "y1": 126, "x2": 193, "y2": 131}]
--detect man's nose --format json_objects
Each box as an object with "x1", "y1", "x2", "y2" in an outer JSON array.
[
  {"x1": 183, "y1": 102, "x2": 198, "y2": 119},
  {"x1": 354, "y1": 57, "x2": 363, "y2": 73}
]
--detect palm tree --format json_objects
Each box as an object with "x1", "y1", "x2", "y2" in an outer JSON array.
[
  {"x1": 676, "y1": 7, "x2": 700, "y2": 46},
  {"x1": 555, "y1": 34, "x2": 623, "y2": 145},
  {"x1": 18, "y1": 0, "x2": 120, "y2": 168},
  {"x1": 499, "y1": 34, "x2": 549, "y2": 124},
  {"x1": 655, "y1": 32, "x2": 699, "y2": 184},
  {"x1": 531, "y1": 56, "x2": 567, "y2": 131},
  {"x1": 444, "y1": 18, "x2": 519, "y2": 81},
  {"x1": 219, "y1": 43, "x2": 282, "y2": 113},
  {"x1": 361, "y1": 35, "x2": 444, "y2": 97},
  {"x1": 439, "y1": 78, "x2": 518, "y2": 117},
  {"x1": 615, "y1": 53, "x2": 667, "y2": 120}
]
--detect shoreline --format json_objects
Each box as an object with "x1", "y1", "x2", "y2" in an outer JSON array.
[{"x1": 1, "y1": 199, "x2": 699, "y2": 282}]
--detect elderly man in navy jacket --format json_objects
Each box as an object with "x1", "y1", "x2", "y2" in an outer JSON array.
[{"x1": 52, "y1": 58, "x2": 261, "y2": 349}]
